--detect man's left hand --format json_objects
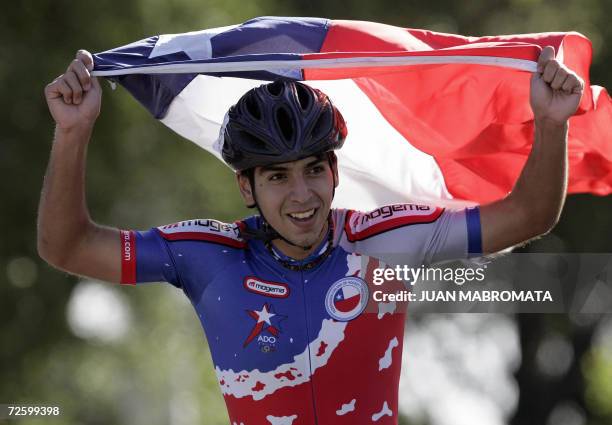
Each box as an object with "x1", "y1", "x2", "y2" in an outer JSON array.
[{"x1": 530, "y1": 46, "x2": 584, "y2": 124}]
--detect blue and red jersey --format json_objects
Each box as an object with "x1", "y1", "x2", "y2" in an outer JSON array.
[{"x1": 120, "y1": 204, "x2": 481, "y2": 425}]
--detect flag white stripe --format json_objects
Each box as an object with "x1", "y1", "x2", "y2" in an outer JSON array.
[{"x1": 92, "y1": 55, "x2": 537, "y2": 77}]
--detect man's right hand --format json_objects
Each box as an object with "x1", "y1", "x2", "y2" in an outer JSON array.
[
  {"x1": 45, "y1": 50, "x2": 101, "y2": 131},
  {"x1": 39, "y1": 49, "x2": 123, "y2": 284}
]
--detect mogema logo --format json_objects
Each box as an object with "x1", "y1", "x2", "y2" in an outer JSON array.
[{"x1": 243, "y1": 276, "x2": 290, "y2": 298}]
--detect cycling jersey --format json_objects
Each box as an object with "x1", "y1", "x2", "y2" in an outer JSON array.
[{"x1": 120, "y1": 204, "x2": 482, "y2": 425}]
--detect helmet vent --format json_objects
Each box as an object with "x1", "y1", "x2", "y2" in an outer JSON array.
[
  {"x1": 275, "y1": 107, "x2": 294, "y2": 142},
  {"x1": 266, "y1": 81, "x2": 284, "y2": 97},
  {"x1": 295, "y1": 83, "x2": 311, "y2": 111},
  {"x1": 245, "y1": 95, "x2": 262, "y2": 120},
  {"x1": 311, "y1": 108, "x2": 332, "y2": 141}
]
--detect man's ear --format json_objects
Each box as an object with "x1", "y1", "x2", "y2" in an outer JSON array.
[
  {"x1": 329, "y1": 152, "x2": 340, "y2": 188},
  {"x1": 236, "y1": 172, "x2": 256, "y2": 207}
]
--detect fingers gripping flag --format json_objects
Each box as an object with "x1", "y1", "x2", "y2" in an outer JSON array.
[{"x1": 92, "y1": 16, "x2": 612, "y2": 209}]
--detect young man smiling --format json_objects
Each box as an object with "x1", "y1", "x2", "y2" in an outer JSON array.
[
  {"x1": 237, "y1": 154, "x2": 339, "y2": 259},
  {"x1": 38, "y1": 46, "x2": 583, "y2": 424}
]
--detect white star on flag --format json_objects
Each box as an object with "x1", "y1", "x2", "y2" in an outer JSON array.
[{"x1": 149, "y1": 25, "x2": 238, "y2": 60}]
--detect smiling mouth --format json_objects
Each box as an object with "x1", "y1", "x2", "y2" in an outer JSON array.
[{"x1": 287, "y1": 208, "x2": 317, "y2": 221}]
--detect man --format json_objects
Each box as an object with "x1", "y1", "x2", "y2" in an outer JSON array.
[{"x1": 39, "y1": 47, "x2": 582, "y2": 424}]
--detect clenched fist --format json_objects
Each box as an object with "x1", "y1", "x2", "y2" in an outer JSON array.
[
  {"x1": 45, "y1": 50, "x2": 101, "y2": 131},
  {"x1": 530, "y1": 46, "x2": 584, "y2": 124}
]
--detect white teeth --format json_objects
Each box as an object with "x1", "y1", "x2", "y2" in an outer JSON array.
[{"x1": 289, "y1": 209, "x2": 315, "y2": 219}]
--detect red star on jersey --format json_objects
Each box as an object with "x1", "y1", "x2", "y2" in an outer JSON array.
[{"x1": 243, "y1": 303, "x2": 282, "y2": 347}]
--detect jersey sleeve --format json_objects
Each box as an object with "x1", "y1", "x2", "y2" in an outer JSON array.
[
  {"x1": 337, "y1": 204, "x2": 482, "y2": 267},
  {"x1": 119, "y1": 229, "x2": 181, "y2": 287}
]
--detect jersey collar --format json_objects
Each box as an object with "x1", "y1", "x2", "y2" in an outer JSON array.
[{"x1": 263, "y1": 214, "x2": 335, "y2": 271}]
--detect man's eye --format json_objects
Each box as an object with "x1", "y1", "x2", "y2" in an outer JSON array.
[
  {"x1": 308, "y1": 166, "x2": 325, "y2": 175},
  {"x1": 269, "y1": 173, "x2": 286, "y2": 181}
]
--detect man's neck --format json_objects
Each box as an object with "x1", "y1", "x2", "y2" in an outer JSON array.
[{"x1": 270, "y1": 221, "x2": 329, "y2": 260}]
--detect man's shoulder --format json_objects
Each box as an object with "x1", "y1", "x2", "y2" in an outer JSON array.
[
  {"x1": 155, "y1": 217, "x2": 248, "y2": 249},
  {"x1": 333, "y1": 204, "x2": 445, "y2": 242}
]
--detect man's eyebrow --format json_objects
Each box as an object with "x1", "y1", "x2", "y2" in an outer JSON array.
[
  {"x1": 259, "y1": 165, "x2": 289, "y2": 173},
  {"x1": 305, "y1": 158, "x2": 325, "y2": 168},
  {"x1": 259, "y1": 158, "x2": 325, "y2": 174}
]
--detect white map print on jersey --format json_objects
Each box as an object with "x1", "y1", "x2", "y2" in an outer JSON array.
[
  {"x1": 216, "y1": 318, "x2": 347, "y2": 400},
  {"x1": 346, "y1": 252, "x2": 364, "y2": 277},
  {"x1": 266, "y1": 414, "x2": 298, "y2": 425},
  {"x1": 377, "y1": 298, "x2": 396, "y2": 319},
  {"x1": 372, "y1": 401, "x2": 393, "y2": 421},
  {"x1": 336, "y1": 399, "x2": 356, "y2": 416},
  {"x1": 379, "y1": 337, "x2": 399, "y2": 371}
]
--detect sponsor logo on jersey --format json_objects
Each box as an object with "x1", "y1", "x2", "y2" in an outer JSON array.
[
  {"x1": 243, "y1": 303, "x2": 287, "y2": 353},
  {"x1": 325, "y1": 277, "x2": 369, "y2": 321},
  {"x1": 121, "y1": 230, "x2": 133, "y2": 262},
  {"x1": 243, "y1": 276, "x2": 290, "y2": 298},
  {"x1": 157, "y1": 219, "x2": 246, "y2": 248},
  {"x1": 120, "y1": 230, "x2": 136, "y2": 285},
  {"x1": 345, "y1": 204, "x2": 444, "y2": 241}
]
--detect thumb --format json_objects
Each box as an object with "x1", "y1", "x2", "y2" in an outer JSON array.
[
  {"x1": 537, "y1": 46, "x2": 555, "y2": 73},
  {"x1": 76, "y1": 49, "x2": 95, "y2": 71}
]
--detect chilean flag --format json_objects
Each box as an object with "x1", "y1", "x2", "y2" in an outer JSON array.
[
  {"x1": 92, "y1": 16, "x2": 612, "y2": 209},
  {"x1": 334, "y1": 286, "x2": 362, "y2": 313}
]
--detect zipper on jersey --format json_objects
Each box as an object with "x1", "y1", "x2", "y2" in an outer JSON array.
[{"x1": 300, "y1": 267, "x2": 320, "y2": 425}]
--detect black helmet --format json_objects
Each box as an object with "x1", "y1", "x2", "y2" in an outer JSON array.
[{"x1": 220, "y1": 80, "x2": 347, "y2": 171}]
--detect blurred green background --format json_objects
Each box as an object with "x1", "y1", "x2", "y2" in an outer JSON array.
[{"x1": 2, "y1": 0, "x2": 612, "y2": 424}]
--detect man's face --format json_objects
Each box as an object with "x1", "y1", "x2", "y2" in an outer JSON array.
[{"x1": 237, "y1": 155, "x2": 339, "y2": 259}]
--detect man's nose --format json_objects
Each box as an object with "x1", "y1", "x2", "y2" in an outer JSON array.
[{"x1": 289, "y1": 176, "x2": 311, "y2": 203}]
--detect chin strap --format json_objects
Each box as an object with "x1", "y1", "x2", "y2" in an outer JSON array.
[
  {"x1": 239, "y1": 215, "x2": 287, "y2": 244},
  {"x1": 240, "y1": 209, "x2": 328, "y2": 251}
]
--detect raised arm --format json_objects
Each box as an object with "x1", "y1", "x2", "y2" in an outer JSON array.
[
  {"x1": 38, "y1": 50, "x2": 122, "y2": 283},
  {"x1": 479, "y1": 46, "x2": 585, "y2": 254}
]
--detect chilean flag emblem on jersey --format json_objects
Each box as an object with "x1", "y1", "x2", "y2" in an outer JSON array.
[
  {"x1": 325, "y1": 277, "x2": 369, "y2": 321},
  {"x1": 334, "y1": 286, "x2": 362, "y2": 313}
]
